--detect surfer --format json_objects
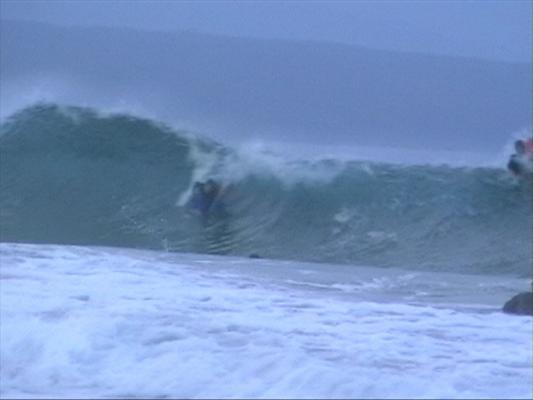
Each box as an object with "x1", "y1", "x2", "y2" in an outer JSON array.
[
  {"x1": 507, "y1": 139, "x2": 532, "y2": 176},
  {"x1": 188, "y1": 179, "x2": 227, "y2": 219},
  {"x1": 187, "y1": 179, "x2": 234, "y2": 254}
]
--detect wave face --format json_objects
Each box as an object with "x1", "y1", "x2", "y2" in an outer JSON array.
[{"x1": 1, "y1": 104, "x2": 531, "y2": 276}]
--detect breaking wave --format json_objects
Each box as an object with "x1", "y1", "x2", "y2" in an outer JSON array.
[{"x1": 1, "y1": 104, "x2": 530, "y2": 276}]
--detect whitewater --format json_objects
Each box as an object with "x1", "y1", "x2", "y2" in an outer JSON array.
[{"x1": 1, "y1": 104, "x2": 532, "y2": 398}]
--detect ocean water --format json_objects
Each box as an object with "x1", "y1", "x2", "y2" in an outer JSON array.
[{"x1": 0, "y1": 104, "x2": 532, "y2": 398}]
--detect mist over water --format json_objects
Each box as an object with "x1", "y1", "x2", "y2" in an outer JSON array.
[{"x1": 1, "y1": 20, "x2": 531, "y2": 153}]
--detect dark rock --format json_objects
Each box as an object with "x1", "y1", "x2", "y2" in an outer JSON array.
[
  {"x1": 502, "y1": 292, "x2": 532, "y2": 316},
  {"x1": 249, "y1": 253, "x2": 261, "y2": 259}
]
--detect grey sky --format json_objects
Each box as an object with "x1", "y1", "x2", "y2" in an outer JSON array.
[{"x1": 1, "y1": 0, "x2": 531, "y2": 63}]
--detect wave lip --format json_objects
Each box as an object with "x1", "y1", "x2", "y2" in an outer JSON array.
[{"x1": 1, "y1": 104, "x2": 531, "y2": 276}]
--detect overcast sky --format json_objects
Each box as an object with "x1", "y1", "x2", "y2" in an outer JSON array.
[{"x1": 1, "y1": 0, "x2": 531, "y2": 63}]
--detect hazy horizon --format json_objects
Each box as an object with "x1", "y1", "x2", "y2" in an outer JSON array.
[
  {"x1": 2, "y1": 19, "x2": 530, "y2": 155},
  {"x1": 1, "y1": 1, "x2": 531, "y2": 155},
  {"x1": 1, "y1": 0, "x2": 531, "y2": 63}
]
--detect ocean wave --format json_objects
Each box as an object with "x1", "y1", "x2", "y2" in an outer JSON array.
[{"x1": 1, "y1": 104, "x2": 531, "y2": 275}]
